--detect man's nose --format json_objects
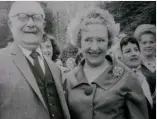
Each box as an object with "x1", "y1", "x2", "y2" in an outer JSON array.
[
  {"x1": 90, "y1": 41, "x2": 98, "y2": 50},
  {"x1": 46, "y1": 48, "x2": 49, "y2": 53},
  {"x1": 27, "y1": 18, "x2": 35, "y2": 27}
]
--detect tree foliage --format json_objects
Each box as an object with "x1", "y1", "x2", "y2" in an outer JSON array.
[
  {"x1": 106, "y1": 1, "x2": 156, "y2": 35},
  {"x1": 0, "y1": 8, "x2": 11, "y2": 48},
  {"x1": 40, "y1": 1, "x2": 56, "y2": 35}
]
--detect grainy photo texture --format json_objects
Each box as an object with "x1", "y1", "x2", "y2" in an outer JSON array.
[{"x1": 0, "y1": 1, "x2": 156, "y2": 119}]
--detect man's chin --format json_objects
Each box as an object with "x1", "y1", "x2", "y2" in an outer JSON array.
[
  {"x1": 23, "y1": 34, "x2": 40, "y2": 39},
  {"x1": 21, "y1": 44, "x2": 39, "y2": 51}
]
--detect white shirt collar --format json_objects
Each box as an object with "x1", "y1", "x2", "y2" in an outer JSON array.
[
  {"x1": 18, "y1": 45, "x2": 44, "y2": 60},
  {"x1": 36, "y1": 46, "x2": 44, "y2": 60}
]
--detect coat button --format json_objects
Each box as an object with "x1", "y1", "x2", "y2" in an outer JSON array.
[
  {"x1": 49, "y1": 103, "x2": 52, "y2": 107},
  {"x1": 52, "y1": 114, "x2": 55, "y2": 117},
  {"x1": 84, "y1": 86, "x2": 93, "y2": 96}
]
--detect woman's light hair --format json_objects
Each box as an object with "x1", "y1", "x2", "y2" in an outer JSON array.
[
  {"x1": 134, "y1": 24, "x2": 156, "y2": 42},
  {"x1": 67, "y1": 7, "x2": 119, "y2": 48}
]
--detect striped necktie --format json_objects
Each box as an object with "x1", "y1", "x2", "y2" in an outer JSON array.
[{"x1": 30, "y1": 51, "x2": 44, "y2": 77}]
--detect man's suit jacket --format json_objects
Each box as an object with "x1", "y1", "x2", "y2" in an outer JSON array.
[{"x1": 0, "y1": 43, "x2": 70, "y2": 119}]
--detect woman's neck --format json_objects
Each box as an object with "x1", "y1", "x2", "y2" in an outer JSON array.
[
  {"x1": 83, "y1": 60, "x2": 109, "y2": 84},
  {"x1": 84, "y1": 60, "x2": 108, "y2": 71},
  {"x1": 143, "y1": 55, "x2": 155, "y2": 62}
]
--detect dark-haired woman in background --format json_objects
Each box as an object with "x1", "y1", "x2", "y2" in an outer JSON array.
[
  {"x1": 120, "y1": 36, "x2": 154, "y2": 119},
  {"x1": 134, "y1": 24, "x2": 156, "y2": 119},
  {"x1": 41, "y1": 34, "x2": 60, "y2": 62}
]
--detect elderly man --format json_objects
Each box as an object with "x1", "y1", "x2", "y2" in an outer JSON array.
[{"x1": 0, "y1": 2, "x2": 70, "y2": 119}]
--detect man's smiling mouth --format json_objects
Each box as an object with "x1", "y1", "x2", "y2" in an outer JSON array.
[{"x1": 24, "y1": 31, "x2": 37, "y2": 34}]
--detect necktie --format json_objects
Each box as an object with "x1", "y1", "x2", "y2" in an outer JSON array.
[{"x1": 30, "y1": 51, "x2": 44, "y2": 77}]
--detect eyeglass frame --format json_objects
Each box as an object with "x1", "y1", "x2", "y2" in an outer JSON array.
[{"x1": 10, "y1": 13, "x2": 45, "y2": 23}]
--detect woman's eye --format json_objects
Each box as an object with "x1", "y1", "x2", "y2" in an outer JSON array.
[
  {"x1": 134, "y1": 48, "x2": 139, "y2": 52},
  {"x1": 150, "y1": 41, "x2": 155, "y2": 44},
  {"x1": 142, "y1": 41, "x2": 147, "y2": 45},
  {"x1": 97, "y1": 38, "x2": 105, "y2": 42},
  {"x1": 85, "y1": 38, "x2": 92, "y2": 42}
]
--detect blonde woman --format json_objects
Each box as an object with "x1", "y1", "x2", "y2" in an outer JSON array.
[{"x1": 134, "y1": 24, "x2": 156, "y2": 95}]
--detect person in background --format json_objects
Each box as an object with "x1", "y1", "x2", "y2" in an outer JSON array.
[
  {"x1": 66, "y1": 57, "x2": 76, "y2": 70},
  {"x1": 120, "y1": 36, "x2": 153, "y2": 119},
  {"x1": 56, "y1": 58, "x2": 64, "y2": 67},
  {"x1": 107, "y1": 33, "x2": 127, "y2": 61},
  {"x1": 56, "y1": 58, "x2": 70, "y2": 83},
  {"x1": 134, "y1": 24, "x2": 156, "y2": 119},
  {"x1": 134, "y1": 24, "x2": 156, "y2": 95},
  {"x1": 75, "y1": 52, "x2": 83, "y2": 66},
  {"x1": 0, "y1": 2, "x2": 70, "y2": 119},
  {"x1": 64, "y1": 7, "x2": 148, "y2": 119},
  {"x1": 41, "y1": 34, "x2": 60, "y2": 62},
  {"x1": 117, "y1": 33, "x2": 127, "y2": 42}
]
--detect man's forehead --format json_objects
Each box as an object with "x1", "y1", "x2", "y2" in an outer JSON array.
[{"x1": 9, "y1": 1, "x2": 45, "y2": 17}]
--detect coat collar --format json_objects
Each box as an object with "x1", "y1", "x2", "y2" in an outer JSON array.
[
  {"x1": 10, "y1": 43, "x2": 48, "y2": 111},
  {"x1": 72, "y1": 57, "x2": 124, "y2": 90}
]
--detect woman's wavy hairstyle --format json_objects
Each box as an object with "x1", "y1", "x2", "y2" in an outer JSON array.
[
  {"x1": 67, "y1": 7, "x2": 119, "y2": 49},
  {"x1": 134, "y1": 24, "x2": 156, "y2": 42}
]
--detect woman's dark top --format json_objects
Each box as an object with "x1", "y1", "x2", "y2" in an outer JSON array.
[
  {"x1": 141, "y1": 64, "x2": 156, "y2": 95},
  {"x1": 141, "y1": 63, "x2": 156, "y2": 119}
]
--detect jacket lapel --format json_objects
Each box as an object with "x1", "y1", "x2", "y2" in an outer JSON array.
[
  {"x1": 45, "y1": 57, "x2": 70, "y2": 119},
  {"x1": 10, "y1": 44, "x2": 48, "y2": 111}
]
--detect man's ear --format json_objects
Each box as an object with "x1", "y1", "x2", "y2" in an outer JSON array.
[
  {"x1": 7, "y1": 20, "x2": 12, "y2": 30},
  {"x1": 43, "y1": 20, "x2": 46, "y2": 28}
]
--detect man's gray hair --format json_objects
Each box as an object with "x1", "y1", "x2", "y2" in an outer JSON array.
[{"x1": 8, "y1": 1, "x2": 45, "y2": 19}]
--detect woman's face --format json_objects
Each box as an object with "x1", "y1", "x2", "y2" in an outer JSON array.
[
  {"x1": 66, "y1": 59, "x2": 75, "y2": 70},
  {"x1": 56, "y1": 59, "x2": 63, "y2": 67},
  {"x1": 122, "y1": 43, "x2": 141, "y2": 68},
  {"x1": 140, "y1": 33, "x2": 156, "y2": 57},
  {"x1": 81, "y1": 24, "x2": 109, "y2": 67},
  {"x1": 41, "y1": 39, "x2": 53, "y2": 59}
]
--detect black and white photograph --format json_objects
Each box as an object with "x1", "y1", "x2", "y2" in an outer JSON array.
[{"x1": 0, "y1": 1, "x2": 156, "y2": 119}]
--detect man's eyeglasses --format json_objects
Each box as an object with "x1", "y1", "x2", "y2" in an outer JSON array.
[{"x1": 12, "y1": 13, "x2": 44, "y2": 23}]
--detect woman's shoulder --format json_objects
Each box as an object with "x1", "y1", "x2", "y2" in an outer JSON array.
[
  {"x1": 65, "y1": 66, "x2": 79, "y2": 79},
  {"x1": 114, "y1": 62, "x2": 141, "y2": 90},
  {"x1": 121, "y1": 69, "x2": 142, "y2": 93},
  {"x1": 63, "y1": 65, "x2": 82, "y2": 86}
]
